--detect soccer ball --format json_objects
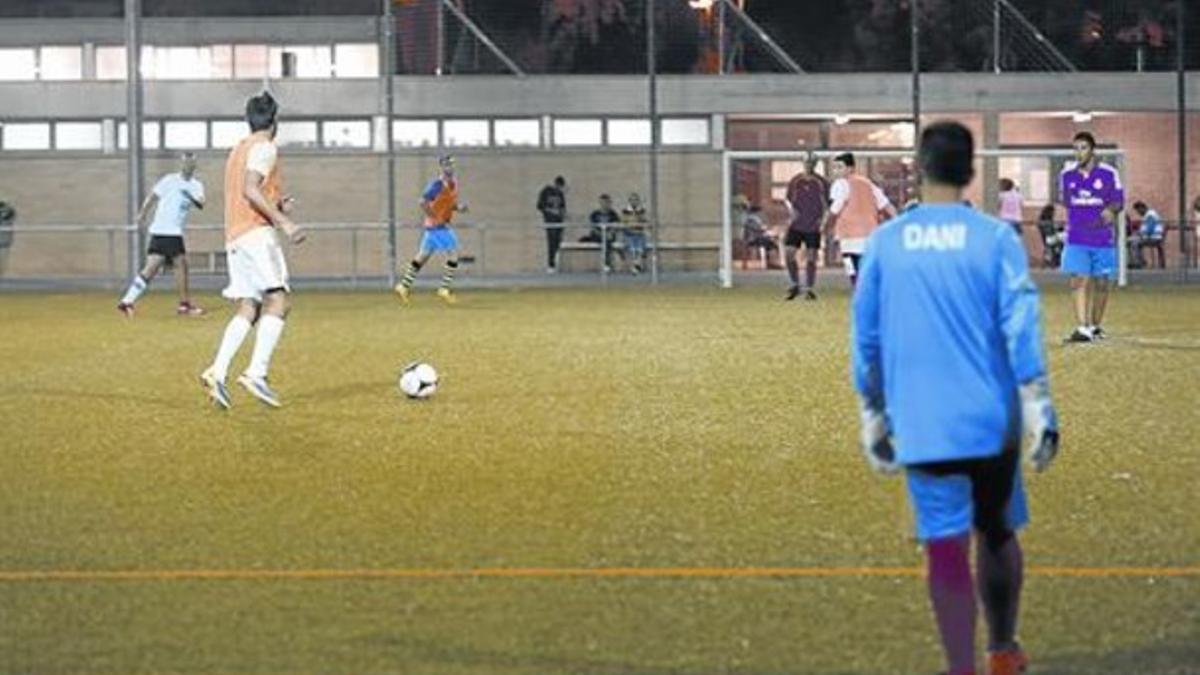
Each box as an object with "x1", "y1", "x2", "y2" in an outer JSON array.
[{"x1": 399, "y1": 362, "x2": 439, "y2": 399}]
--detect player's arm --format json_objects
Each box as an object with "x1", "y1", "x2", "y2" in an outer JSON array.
[
  {"x1": 243, "y1": 170, "x2": 302, "y2": 243},
  {"x1": 996, "y1": 230, "x2": 1059, "y2": 472},
  {"x1": 851, "y1": 238, "x2": 897, "y2": 475},
  {"x1": 136, "y1": 193, "x2": 158, "y2": 227},
  {"x1": 420, "y1": 180, "x2": 441, "y2": 220},
  {"x1": 828, "y1": 180, "x2": 848, "y2": 231},
  {"x1": 1101, "y1": 170, "x2": 1125, "y2": 224},
  {"x1": 184, "y1": 183, "x2": 205, "y2": 210},
  {"x1": 873, "y1": 184, "x2": 897, "y2": 219}
]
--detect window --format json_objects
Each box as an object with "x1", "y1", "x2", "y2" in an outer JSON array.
[
  {"x1": 606, "y1": 119, "x2": 651, "y2": 146},
  {"x1": 442, "y1": 119, "x2": 489, "y2": 147},
  {"x1": 269, "y1": 45, "x2": 333, "y2": 78},
  {"x1": 144, "y1": 46, "x2": 230, "y2": 80},
  {"x1": 55, "y1": 122, "x2": 103, "y2": 150},
  {"x1": 2, "y1": 123, "x2": 51, "y2": 150},
  {"x1": 553, "y1": 119, "x2": 602, "y2": 146},
  {"x1": 39, "y1": 46, "x2": 83, "y2": 80},
  {"x1": 118, "y1": 121, "x2": 162, "y2": 150},
  {"x1": 0, "y1": 49, "x2": 36, "y2": 81},
  {"x1": 164, "y1": 121, "x2": 207, "y2": 149},
  {"x1": 211, "y1": 120, "x2": 247, "y2": 149},
  {"x1": 234, "y1": 44, "x2": 269, "y2": 79},
  {"x1": 322, "y1": 120, "x2": 371, "y2": 148},
  {"x1": 494, "y1": 119, "x2": 540, "y2": 147},
  {"x1": 393, "y1": 119, "x2": 438, "y2": 148},
  {"x1": 334, "y1": 43, "x2": 378, "y2": 78},
  {"x1": 661, "y1": 118, "x2": 710, "y2": 146},
  {"x1": 96, "y1": 46, "x2": 126, "y2": 80},
  {"x1": 275, "y1": 121, "x2": 319, "y2": 148},
  {"x1": 117, "y1": 121, "x2": 161, "y2": 149}
]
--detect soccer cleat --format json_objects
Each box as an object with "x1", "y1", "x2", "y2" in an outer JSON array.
[
  {"x1": 784, "y1": 286, "x2": 800, "y2": 301},
  {"x1": 237, "y1": 374, "x2": 281, "y2": 408},
  {"x1": 1092, "y1": 326, "x2": 1107, "y2": 340},
  {"x1": 393, "y1": 283, "x2": 411, "y2": 305},
  {"x1": 986, "y1": 648, "x2": 1029, "y2": 675},
  {"x1": 177, "y1": 302, "x2": 205, "y2": 316},
  {"x1": 199, "y1": 368, "x2": 231, "y2": 410},
  {"x1": 116, "y1": 302, "x2": 135, "y2": 318},
  {"x1": 804, "y1": 289, "x2": 818, "y2": 301},
  {"x1": 436, "y1": 288, "x2": 457, "y2": 305},
  {"x1": 1065, "y1": 328, "x2": 1093, "y2": 343}
]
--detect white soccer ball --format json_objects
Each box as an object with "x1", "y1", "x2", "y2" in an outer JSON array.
[{"x1": 399, "y1": 362, "x2": 439, "y2": 399}]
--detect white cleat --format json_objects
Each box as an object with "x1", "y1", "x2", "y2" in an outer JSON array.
[
  {"x1": 237, "y1": 374, "x2": 281, "y2": 408},
  {"x1": 200, "y1": 368, "x2": 231, "y2": 410}
]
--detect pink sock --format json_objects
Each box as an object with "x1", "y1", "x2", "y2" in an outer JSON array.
[{"x1": 927, "y1": 535, "x2": 977, "y2": 674}]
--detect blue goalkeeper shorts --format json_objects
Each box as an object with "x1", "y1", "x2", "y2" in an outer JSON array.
[
  {"x1": 419, "y1": 225, "x2": 459, "y2": 255},
  {"x1": 905, "y1": 444, "x2": 1029, "y2": 542}
]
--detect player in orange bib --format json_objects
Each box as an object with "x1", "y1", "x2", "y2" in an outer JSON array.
[
  {"x1": 829, "y1": 152, "x2": 896, "y2": 288},
  {"x1": 200, "y1": 91, "x2": 305, "y2": 409},
  {"x1": 393, "y1": 154, "x2": 468, "y2": 305}
]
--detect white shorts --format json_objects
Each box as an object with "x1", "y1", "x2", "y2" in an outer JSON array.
[
  {"x1": 838, "y1": 237, "x2": 867, "y2": 255},
  {"x1": 223, "y1": 226, "x2": 290, "y2": 302}
]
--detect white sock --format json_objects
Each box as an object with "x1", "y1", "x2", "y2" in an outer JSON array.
[
  {"x1": 245, "y1": 315, "x2": 285, "y2": 380},
  {"x1": 120, "y1": 276, "x2": 148, "y2": 305},
  {"x1": 210, "y1": 315, "x2": 252, "y2": 382}
]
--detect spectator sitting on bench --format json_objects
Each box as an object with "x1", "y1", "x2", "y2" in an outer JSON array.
[
  {"x1": 742, "y1": 203, "x2": 778, "y2": 266},
  {"x1": 1129, "y1": 201, "x2": 1165, "y2": 269},
  {"x1": 582, "y1": 193, "x2": 622, "y2": 272}
]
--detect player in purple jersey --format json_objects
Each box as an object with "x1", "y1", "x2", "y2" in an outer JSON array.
[{"x1": 1059, "y1": 131, "x2": 1124, "y2": 342}]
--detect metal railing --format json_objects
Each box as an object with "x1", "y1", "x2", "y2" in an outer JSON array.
[{"x1": 0, "y1": 220, "x2": 725, "y2": 288}]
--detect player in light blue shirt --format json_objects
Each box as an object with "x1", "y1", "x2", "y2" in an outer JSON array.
[
  {"x1": 117, "y1": 152, "x2": 207, "y2": 317},
  {"x1": 851, "y1": 121, "x2": 1060, "y2": 675}
]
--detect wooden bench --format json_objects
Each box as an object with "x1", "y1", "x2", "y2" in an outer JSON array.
[{"x1": 557, "y1": 240, "x2": 720, "y2": 272}]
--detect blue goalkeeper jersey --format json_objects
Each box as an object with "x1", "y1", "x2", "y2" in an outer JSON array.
[{"x1": 851, "y1": 203, "x2": 1048, "y2": 465}]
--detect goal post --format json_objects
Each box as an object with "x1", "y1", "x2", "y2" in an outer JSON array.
[{"x1": 720, "y1": 147, "x2": 1128, "y2": 288}]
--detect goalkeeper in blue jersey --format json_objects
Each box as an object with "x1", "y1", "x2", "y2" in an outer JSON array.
[{"x1": 851, "y1": 121, "x2": 1060, "y2": 675}]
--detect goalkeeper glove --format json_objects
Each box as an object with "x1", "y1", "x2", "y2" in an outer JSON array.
[
  {"x1": 1019, "y1": 378, "x2": 1060, "y2": 473},
  {"x1": 859, "y1": 402, "x2": 900, "y2": 476}
]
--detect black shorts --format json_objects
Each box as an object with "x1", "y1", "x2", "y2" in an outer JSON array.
[
  {"x1": 784, "y1": 230, "x2": 821, "y2": 249},
  {"x1": 147, "y1": 235, "x2": 186, "y2": 259}
]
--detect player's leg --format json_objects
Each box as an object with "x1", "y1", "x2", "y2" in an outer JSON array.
[
  {"x1": 437, "y1": 250, "x2": 460, "y2": 304},
  {"x1": 842, "y1": 253, "x2": 861, "y2": 288},
  {"x1": 394, "y1": 233, "x2": 434, "y2": 302},
  {"x1": 1088, "y1": 247, "x2": 1117, "y2": 338},
  {"x1": 803, "y1": 233, "x2": 820, "y2": 299},
  {"x1": 238, "y1": 288, "x2": 288, "y2": 407},
  {"x1": 435, "y1": 228, "x2": 461, "y2": 304},
  {"x1": 117, "y1": 254, "x2": 165, "y2": 315},
  {"x1": 202, "y1": 298, "x2": 258, "y2": 409},
  {"x1": 907, "y1": 468, "x2": 979, "y2": 675},
  {"x1": 1061, "y1": 245, "x2": 1094, "y2": 341},
  {"x1": 783, "y1": 245, "x2": 801, "y2": 299},
  {"x1": 972, "y1": 444, "x2": 1030, "y2": 674}
]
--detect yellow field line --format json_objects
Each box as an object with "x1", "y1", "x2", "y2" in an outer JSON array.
[{"x1": 1, "y1": 566, "x2": 1198, "y2": 583}]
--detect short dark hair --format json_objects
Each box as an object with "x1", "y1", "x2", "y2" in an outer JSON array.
[
  {"x1": 554, "y1": 176, "x2": 566, "y2": 186},
  {"x1": 1073, "y1": 131, "x2": 1097, "y2": 148},
  {"x1": 245, "y1": 91, "x2": 278, "y2": 132},
  {"x1": 998, "y1": 177, "x2": 1015, "y2": 192},
  {"x1": 834, "y1": 152, "x2": 855, "y2": 167},
  {"x1": 917, "y1": 121, "x2": 975, "y2": 188},
  {"x1": 599, "y1": 193, "x2": 611, "y2": 201},
  {"x1": 1132, "y1": 201, "x2": 1147, "y2": 213}
]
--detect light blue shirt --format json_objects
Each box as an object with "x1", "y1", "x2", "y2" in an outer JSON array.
[
  {"x1": 1140, "y1": 209, "x2": 1163, "y2": 240},
  {"x1": 851, "y1": 203, "x2": 1048, "y2": 465},
  {"x1": 148, "y1": 173, "x2": 204, "y2": 236}
]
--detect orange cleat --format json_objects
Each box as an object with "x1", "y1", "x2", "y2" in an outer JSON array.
[{"x1": 986, "y1": 648, "x2": 1029, "y2": 675}]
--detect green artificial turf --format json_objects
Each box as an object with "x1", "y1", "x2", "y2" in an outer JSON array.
[{"x1": 0, "y1": 286, "x2": 1197, "y2": 674}]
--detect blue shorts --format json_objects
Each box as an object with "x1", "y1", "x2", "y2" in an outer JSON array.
[
  {"x1": 419, "y1": 225, "x2": 459, "y2": 255},
  {"x1": 1062, "y1": 244, "x2": 1117, "y2": 279},
  {"x1": 905, "y1": 446, "x2": 1029, "y2": 542}
]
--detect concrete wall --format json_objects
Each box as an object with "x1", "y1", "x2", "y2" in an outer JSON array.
[{"x1": 0, "y1": 150, "x2": 722, "y2": 278}]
